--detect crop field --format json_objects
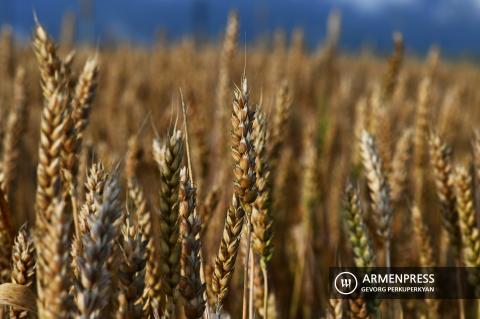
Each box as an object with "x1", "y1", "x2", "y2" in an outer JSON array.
[{"x1": 0, "y1": 10, "x2": 479, "y2": 319}]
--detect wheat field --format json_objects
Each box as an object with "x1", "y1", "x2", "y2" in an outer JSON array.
[{"x1": 0, "y1": 10, "x2": 479, "y2": 319}]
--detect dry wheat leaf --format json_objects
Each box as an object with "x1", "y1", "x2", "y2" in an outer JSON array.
[{"x1": 0, "y1": 283, "x2": 36, "y2": 313}]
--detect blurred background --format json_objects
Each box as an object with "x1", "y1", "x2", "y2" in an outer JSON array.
[{"x1": 1, "y1": 0, "x2": 480, "y2": 56}]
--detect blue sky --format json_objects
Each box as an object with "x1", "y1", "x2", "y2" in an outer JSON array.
[{"x1": 1, "y1": 0, "x2": 480, "y2": 56}]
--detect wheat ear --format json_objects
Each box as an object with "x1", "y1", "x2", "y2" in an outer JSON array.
[
  {"x1": 116, "y1": 215, "x2": 146, "y2": 318},
  {"x1": 152, "y1": 129, "x2": 184, "y2": 315},
  {"x1": 75, "y1": 175, "x2": 122, "y2": 318},
  {"x1": 0, "y1": 67, "x2": 28, "y2": 198},
  {"x1": 78, "y1": 163, "x2": 108, "y2": 234},
  {"x1": 231, "y1": 76, "x2": 257, "y2": 319},
  {"x1": 35, "y1": 200, "x2": 71, "y2": 319},
  {"x1": 72, "y1": 162, "x2": 107, "y2": 283},
  {"x1": 360, "y1": 131, "x2": 393, "y2": 268},
  {"x1": 413, "y1": 77, "x2": 432, "y2": 207},
  {"x1": 0, "y1": 189, "x2": 13, "y2": 283},
  {"x1": 327, "y1": 298, "x2": 344, "y2": 319},
  {"x1": 382, "y1": 32, "x2": 404, "y2": 100},
  {"x1": 0, "y1": 26, "x2": 13, "y2": 81},
  {"x1": 179, "y1": 168, "x2": 206, "y2": 319},
  {"x1": 429, "y1": 134, "x2": 462, "y2": 257},
  {"x1": 344, "y1": 182, "x2": 376, "y2": 269},
  {"x1": 130, "y1": 179, "x2": 161, "y2": 318},
  {"x1": 252, "y1": 109, "x2": 273, "y2": 262},
  {"x1": 269, "y1": 80, "x2": 291, "y2": 173},
  {"x1": 125, "y1": 136, "x2": 142, "y2": 180},
  {"x1": 389, "y1": 129, "x2": 412, "y2": 204},
  {"x1": 35, "y1": 90, "x2": 68, "y2": 221},
  {"x1": 214, "y1": 10, "x2": 238, "y2": 157},
  {"x1": 411, "y1": 205, "x2": 439, "y2": 319},
  {"x1": 454, "y1": 167, "x2": 480, "y2": 296},
  {"x1": 62, "y1": 58, "x2": 99, "y2": 191},
  {"x1": 252, "y1": 109, "x2": 273, "y2": 319},
  {"x1": 10, "y1": 225, "x2": 36, "y2": 319},
  {"x1": 211, "y1": 194, "x2": 245, "y2": 314},
  {"x1": 231, "y1": 76, "x2": 257, "y2": 206},
  {"x1": 33, "y1": 21, "x2": 67, "y2": 103},
  {"x1": 199, "y1": 186, "x2": 221, "y2": 237}
]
